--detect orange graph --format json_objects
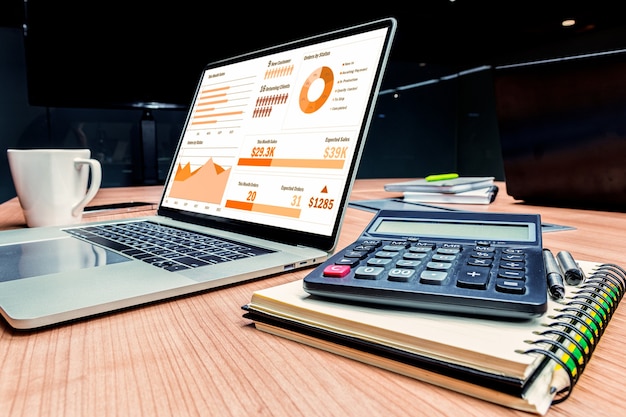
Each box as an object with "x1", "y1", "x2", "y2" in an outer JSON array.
[
  {"x1": 237, "y1": 158, "x2": 345, "y2": 169},
  {"x1": 190, "y1": 85, "x2": 245, "y2": 126},
  {"x1": 169, "y1": 158, "x2": 230, "y2": 204},
  {"x1": 299, "y1": 66, "x2": 334, "y2": 113},
  {"x1": 224, "y1": 200, "x2": 302, "y2": 218}
]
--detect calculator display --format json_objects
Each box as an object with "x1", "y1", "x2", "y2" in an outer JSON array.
[{"x1": 373, "y1": 219, "x2": 535, "y2": 242}]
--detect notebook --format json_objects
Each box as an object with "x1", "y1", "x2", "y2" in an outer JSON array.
[
  {"x1": 401, "y1": 185, "x2": 499, "y2": 205},
  {"x1": 0, "y1": 18, "x2": 397, "y2": 330},
  {"x1": 384, "y1": 176, "x2": 494, "y2": 194},
  {"x1": 242, "y1": 260, "x2": 626, "y2": 415}
]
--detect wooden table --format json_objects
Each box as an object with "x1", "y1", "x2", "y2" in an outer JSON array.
[{"x1": 1, "y1": 180, "x2": 624, "y2": 417}]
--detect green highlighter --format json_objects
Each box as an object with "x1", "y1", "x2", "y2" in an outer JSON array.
[{"x1": 425, "y1": 173, "x2": 459, "y2": 182}]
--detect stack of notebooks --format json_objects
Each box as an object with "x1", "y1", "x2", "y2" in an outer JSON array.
[
  {"x1": 383, "y1": 176, "x2": 498, "y2": 204},
  {"x1": 243, "y1": 260, "x2": 625, "y2": 415}
]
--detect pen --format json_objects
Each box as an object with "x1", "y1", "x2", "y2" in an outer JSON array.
[
  {"x1": 556, "y1": 251, "x2": 584, "y2": 286},
  {"x1": 425, "y1": 173, "x2": 459, "y2": 182},
  {"x1": 543, "y1": 248, "x2": 565, "y2": 300}
]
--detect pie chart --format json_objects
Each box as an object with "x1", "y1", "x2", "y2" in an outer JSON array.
[{"x1": 299, "y1": 66, "x2": 334, "y2": 113}]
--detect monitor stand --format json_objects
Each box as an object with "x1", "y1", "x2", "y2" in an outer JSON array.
[{"x1": 139, "y1": 109, "x2": 158, "y2": 184}]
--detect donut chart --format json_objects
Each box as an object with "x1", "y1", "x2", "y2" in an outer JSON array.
[{"x1": 299, "y1": 66, "x2": 334, "y2": 114}]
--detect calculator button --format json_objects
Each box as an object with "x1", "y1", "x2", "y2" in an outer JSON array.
[
  {"x1": 334, "y1": 257, "x2": 361, "y2": 267},
  {"x1": 426, "y1": 261, "x2": 452, "y2": 271},
  {"x1": 367, "y1": 258, "x2": 393, "y2": 267},
  {"x1": 412, "y1": 242, "x2": 435, "y2": 250},
  {"x1": 344, "y1": 250, "x2": 369, "y2": 259},
  {"x1": 376, "y1": 251, "x2": 401, "y2": 259},
  {"x1": 496, "y1": 278, "x2": 526, "y2": 294},
  {"x1": 497, "y1": 268, "x2": 525, "y2": 280},
  {"x1": 362, "y1": 240, "x2": 382, "y2": 248},
  {"x1": 499, "y1": 261, "x2": 525, "y2": 270},
  {"x1": 353, "y1": 244, "x2": 377, "y2": 253},
  {"x1": 420, "y1": 270, "x2": 448, "y2": 284},
  {"x1": 388, "y1": 268, "x2": 416, "y2": 282},
  {"x1": 382, "y1": 244, "x2": 405, "y2": 251},
  {"x1": 472, "y1": 251, "x2": 494, "y2": 259},
  {"x1": 404, "y1": 252, "x2": 428, "y2": 260},
  {"x1": 396, "y1": 259, "x2": 421, "y2": 269},
  {"x1": 323, "y1": 264, "x2": 351, "y2": 278},
  {"x1": 388, "y1": 240, "x2": 410, "y2": 248},
  {"x1": 432, "y1": 254, "x2": 456, "y2": 262},
  {"x1": 467, "y1": 258, "x2": 493, "y2": 267},
  {"x1": 456, "y1": 268, "x2": 489, "y2": 289},
  {"x1": 409, "y1": 248, "x2": 432, "y2": 256},
  {"x1": 502, "y1": 254, "x2": 524, "y2": 262},
  {"x1": 355, "y1": 266, "x2": 385, "y2": 280},
  {"x1": 437, "y1": 247, "x2": 460, "y2": 255}
]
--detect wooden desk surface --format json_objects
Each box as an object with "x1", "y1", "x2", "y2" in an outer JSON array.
[{"x1": 1, "y1": 180, "x2": 624, "y2": 417}]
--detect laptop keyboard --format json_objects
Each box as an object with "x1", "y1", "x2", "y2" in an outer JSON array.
[{"x1": 65, "y1": 221, "x2": 275, "y2": 271}]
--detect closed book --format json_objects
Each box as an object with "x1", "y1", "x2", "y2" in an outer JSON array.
[
  {"x1": 243, "y1": 260, "x2": 625, "y2": 415},
  {"x1": 403, "y1": 186, "x2": 499, "y2": 204},
  {"x1": 384, "y1": 177, "x2": 495, "y2": 194}
]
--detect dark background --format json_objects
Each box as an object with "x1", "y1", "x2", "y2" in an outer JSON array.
[{"x1": 0, "y1": 0, "x2": 624, "y2": 203}]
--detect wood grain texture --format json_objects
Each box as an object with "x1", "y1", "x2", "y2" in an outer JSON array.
[{"x1": 0, "y1": 180, "x2": 624, "y2": 417}]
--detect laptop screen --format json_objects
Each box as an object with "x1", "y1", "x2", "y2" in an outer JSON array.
[{"x1": 157, "y1": 19, "x2": 395, "y2": 249}]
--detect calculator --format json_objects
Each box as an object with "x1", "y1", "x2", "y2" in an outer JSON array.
[{"x1": 303, "y1": 210, "x2": 548, "y2": 319}]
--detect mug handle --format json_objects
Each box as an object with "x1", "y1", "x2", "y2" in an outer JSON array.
[{"x1": 72, "y1": 158, "x2": 102, "y2": 217}]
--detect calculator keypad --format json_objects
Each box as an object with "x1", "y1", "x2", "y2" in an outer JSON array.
[
  {"x1": 325, "y1": 239, "x2": 531, "y2": 293},
  {"x1": 304, "y1": 237, "x2": 548, "y2": 319}
]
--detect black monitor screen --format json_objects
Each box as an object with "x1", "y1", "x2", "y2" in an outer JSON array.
[
  {"x1": 23, "y1": 3, "x2": 216, "y2": 109},
  {"x1": 494, "y1": 48, "x2": 626, "y2": 209},
  {"x1": 21, "y1": 3, "x2": 409, "y2": 110}
]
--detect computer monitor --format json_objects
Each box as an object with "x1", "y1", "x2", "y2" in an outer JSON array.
[{"x1": 494, "y1": 48, "x2": 626, "y2": 210}]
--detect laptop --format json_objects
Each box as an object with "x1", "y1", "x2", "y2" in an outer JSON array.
[
  {"x1": 493, "y1": 48, "x2": 626, "y2": 210},
  {"x1": 0, "y1": 18, "x2": 397, "y2": 329}
]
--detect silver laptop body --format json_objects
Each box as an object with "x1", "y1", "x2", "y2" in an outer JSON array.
[{"x1": 0, "y1": 18, "x2": 397, "y2": 329}]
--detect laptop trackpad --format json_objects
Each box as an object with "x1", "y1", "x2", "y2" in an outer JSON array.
[{"x1": 0, "y1": 237, "x2": 130, "y2": 282}]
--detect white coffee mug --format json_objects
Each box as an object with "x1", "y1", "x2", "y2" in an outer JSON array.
[{"x1": 7, "y1": 149, "x2": 102, "y2": 227}]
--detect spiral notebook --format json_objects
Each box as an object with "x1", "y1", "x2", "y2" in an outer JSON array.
[{"x1": 242, "y1": 260, "x2": 625, "y2": 415}]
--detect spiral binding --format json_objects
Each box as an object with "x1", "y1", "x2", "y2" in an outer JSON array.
[{"x1": 521, "y1": 263, "x2": 626, "y2": 405}]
